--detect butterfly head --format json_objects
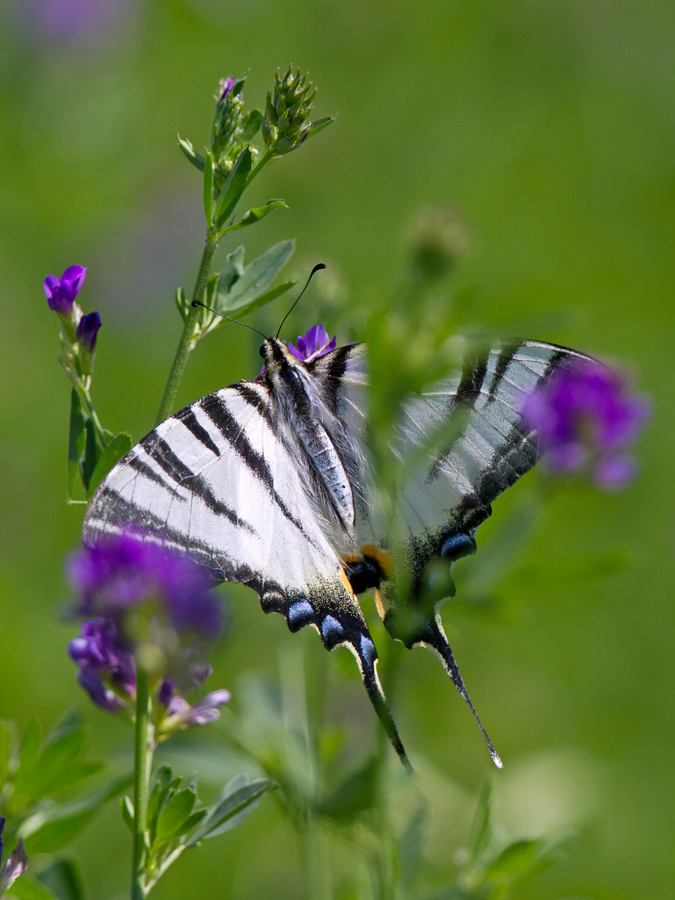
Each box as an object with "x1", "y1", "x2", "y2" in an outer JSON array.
[{"x1": 258, "y1": 337, "x2": 299, "y2": 378}]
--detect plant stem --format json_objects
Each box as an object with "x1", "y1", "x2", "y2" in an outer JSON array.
[
  {"x1": 131, "y1": 666, "x2": 153, "y2": 900},
  {"x1": 155, "y1": 235, "x2": 218, "y2": 425},
  {"x1": 76, "y1": 384, "x2": 108, "y2": 449}
]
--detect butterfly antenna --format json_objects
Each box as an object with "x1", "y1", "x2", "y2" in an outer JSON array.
[
  {"x1": 275, "y1": 263, "x2": 326, "y2": 340},
  {"x1": 425, "y1": 618, "x2": 504, "y2": 769},
  {"x1": 191, "y1": 300, "x2": 266, "y2": 340}
]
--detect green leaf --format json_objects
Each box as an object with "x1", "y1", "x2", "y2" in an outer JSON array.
[
  {"x1": 240, "y1": 109, "x2": 263, "y2": 141},
  {"x1": 87, "y1": 432, "x2": 132, "y2": 498},
  {"x1": 318, "y1": 757, "x2": 379, "y2": 823},
  {"x1": 227, "y1": 280, "x2": 297, "y2": 319},
  {"x1": 220, "y1": 200, "x2": 288, "y2": 236},
  {"x1": 186, "y1": 777, "x2": 274, "y2": 846},
  {"x1": 7, "y1": 877, "x2": 60, "y2": 900},
  {"x1": 485, "y1": 838, "x2": 544, "y2": 880},
  {"x1": 203, "y1": 153, "x2": 214, "y2": 226},
  {"x1": 155, "y1": 788, "x2": 198, "y2": 843},
  {"x1": 177, "y1": 134, "x2": 206, "y2": 172},
  {"x1": 67, "y1": 389, "x2": 86, "y2": 500},
  {"x1": 33, "y1": 727, "x2": 87, "y2": 792},
  {"x1": 20, "y1": 774, "x2": 132, "y2": 854},
  {"x1": 214, "y1": 147, "x2": 253, "y2": 227},
  {"x1": 121, "y1": 795, "x2": 135, "y2": 832},
  {"x1": 147, "y1": 764, "x2": 173, "y2": 832},
  {"x1": 303, "y1": 115, "x2": 336, "y2": 141},
  {"x1": 80, "y1": 419, "x2": 99, "y2": 493},
  {"x1": 218, "y1": 246, "x2": 246, "y2": 294},
  {"x1": 0, "y1": 718, "x2": 14, "y2": 787},
  {"x1": 12, "y1": 721, "x2": 42, "y2": 810},
  {"x1": 175, "y1": 287, "x2": 189, "y2": 322},
  {"x1": 217, "y1": 239, "x2": 295, "y2": 316},
  {"x1": 36, "y1": 858, "x2": 87, "y2": 900}
]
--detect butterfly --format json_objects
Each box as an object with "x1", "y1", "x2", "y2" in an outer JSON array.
[{"x1": 83, "y1": 323, "x2": 594, "y2": 770}]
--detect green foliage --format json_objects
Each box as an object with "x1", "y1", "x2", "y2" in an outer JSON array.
[
  {"x1": 0, "y1": 715, "x2": 129, "y2": 898},
  {"x1": 122, "y1": 763, "x2": 274, "y2": 894}
]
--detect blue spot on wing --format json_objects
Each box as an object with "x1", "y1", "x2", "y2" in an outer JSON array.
[
  {"x1": 321, "y1": 615, "x2": 345, "y2": 645},
  {"x1": 359, "y1": 635, "x2": 377, "y2": 668},
  {"x1": 287, "y1": 600, "x2": 314, "y2": 631},
  {"x1": 440, "y1": 532, "x2": 476, "y2": 561}
]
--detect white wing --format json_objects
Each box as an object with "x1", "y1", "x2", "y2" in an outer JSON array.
[{"x1": 83, "y1": 353, "x2": 410, "y2": 769}]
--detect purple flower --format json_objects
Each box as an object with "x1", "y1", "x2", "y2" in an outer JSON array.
[
  {"x1": 68, "y1": 618, "x2": 134, "y2": 713},
  {"x1": 76, "y1": 311, "x2": 101, "y2": 352},
  {"x1": 288, "y1": 324, "x2": 338, "y2": 362},
  {"x1": 43, "y1": 265, "x2": 87, "y2": 317},
  {"x1": 69, "y1": 531, "x2": 223, "y2": 637},
  {"x1": 523, "y1": 359, "x2": 650, "y2": 490},
  {"x1": 160, "y1": 686, "x2": 231, "y2": 734}
]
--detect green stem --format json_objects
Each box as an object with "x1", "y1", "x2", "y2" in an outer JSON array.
[
  {"x1": 246, "y1": 149, "x2": 274, "y2": 186},
  {"x1": 155, "y1": 235, "x2": 218, "y2": 425},
  {"x1": 77, "y1": 384, "x2": 108, "y2": 449},
  {"x1": 131, "y1": 667, "x2": 153, "y2": 900}
]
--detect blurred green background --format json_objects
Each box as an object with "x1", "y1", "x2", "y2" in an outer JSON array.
[{"x1": 1, "y1": 0, "x2": 673, "y2": 897}]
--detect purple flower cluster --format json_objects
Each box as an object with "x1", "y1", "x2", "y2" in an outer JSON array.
[
  {"x1": 288, "y1": 323, "x2": 337, "y2": 362},
  {"x1": 69, "y1": 531, "x2": 222, "y2": 636},
  {"x1": 68, "y1": 617, "x2": 230, "y2": 730},
  {"x1": 67, "y1": 531, "x2": 229, "y2": 732},
  {"x1": 43, "y1": 265, "x2": 101, "y2": 352},
  {"x1": 523, "y1": 359, "x2": 650, "y2": 489},
  {"x1": 43, "y1": 265, "x2": 87, "y2": 318}
]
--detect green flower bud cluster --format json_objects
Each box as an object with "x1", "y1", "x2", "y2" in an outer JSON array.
[
  {"x1": 211, "y1": 75, "x2": 250, "y2": 195},
  {"x1": 262, "y1": 65, "x2": 316, "y2": 155},
  {"x1": 211, "y1": 76, "x2": 245, "y2": 158}
]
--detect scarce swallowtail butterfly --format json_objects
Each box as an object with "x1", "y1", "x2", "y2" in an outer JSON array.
[{"x1": 82, "y1": 324, "x2": 596, "y2": 771}]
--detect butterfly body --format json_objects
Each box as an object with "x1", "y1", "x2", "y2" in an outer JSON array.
[{"x1": 83, "y1": 332, "x2": 595, "y2": 769}]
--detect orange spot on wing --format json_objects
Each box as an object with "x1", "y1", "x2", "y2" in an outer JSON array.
[{"x1": 360, "y1": 544, "x2": 393, "y2": 576}]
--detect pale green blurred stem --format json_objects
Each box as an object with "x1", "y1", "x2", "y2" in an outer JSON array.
[
  {"x1": 76, "y1": 383, "x2": 108, "y2": 449},
  {"x1": 155, "y1": 235, "x2": 218, "y2": 425},
  {"x1": 131, "y1": 667, "x2": 153, "y2": 900},
  {"x1": 304, "y1": 818, "x2": 331, "y2": 900}
]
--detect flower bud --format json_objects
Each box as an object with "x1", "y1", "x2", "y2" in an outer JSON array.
[
  {"x1": 406, "y1": 207, "x2": 469, "y2": 280},
  {"x1": 262, "y1": 65, "x2": 316, "y2": 155},
  {"x1": 211, "y1": 74, "x2": 245, "y2": 160},
  {"x1": 76, "y1": 310, "x2": 101, "y2": 354}
]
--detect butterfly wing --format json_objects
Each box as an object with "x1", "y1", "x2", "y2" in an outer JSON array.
[
  {"x1": 375, "y1": 338, "x2": 597, "y2": 765},
  {"x1": 83, "y1": 369, "x2": 410, "y2": 768}
]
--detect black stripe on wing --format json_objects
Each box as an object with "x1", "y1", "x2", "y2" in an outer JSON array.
[
  {"x1": 140, "y1": 433, "x2": 256, "y2": 533},
  {"x1": 198, "y1": 393, "x2": 311, "y2": 540},
  {"x1": 85, "y1": 491, "x2": 255, "y2": 583}
]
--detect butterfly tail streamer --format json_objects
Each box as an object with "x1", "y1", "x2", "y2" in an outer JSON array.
[
  {"x1": 423, "y1": 618, "x2": 503, "y2": 769},
  {"x1": 349, "y1": 637, "x2": 413, "y2": 774}
]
